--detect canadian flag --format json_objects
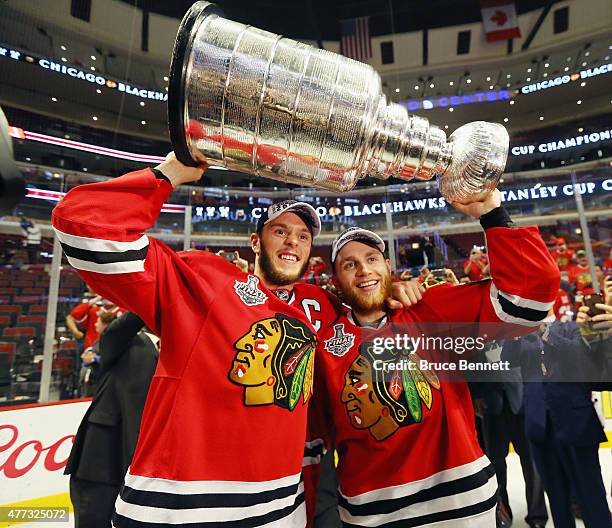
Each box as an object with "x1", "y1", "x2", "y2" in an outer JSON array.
[{"x1": 480, "y1": 0, "x2": 521, "y2": 42}]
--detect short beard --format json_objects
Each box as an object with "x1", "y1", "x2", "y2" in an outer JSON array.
[
  {"x1": 340, "y1": 273, "x2": 392, "y2": 314},
  {"x1": 258, "y1": 239, "x2": 309, "y2": 287}
]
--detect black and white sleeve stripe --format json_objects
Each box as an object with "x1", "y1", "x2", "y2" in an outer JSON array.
[
  {"x1": 489, "y1": 283, "x2": 554, "y2": 327},
  {"x1": 54, "y1": 227, "x2": 149, "y2": 274}
]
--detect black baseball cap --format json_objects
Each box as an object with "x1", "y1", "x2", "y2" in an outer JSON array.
[{"x1": 256, "y1": 200, "x2": 321, "y2": 237}]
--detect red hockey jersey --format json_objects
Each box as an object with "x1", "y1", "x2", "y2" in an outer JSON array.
[
  {"x1": 307, "y1": 226, "x2": 560, "y2": 528},
  {"x1": 52, "y1": 168, "x2": 330, "y2": 527}
]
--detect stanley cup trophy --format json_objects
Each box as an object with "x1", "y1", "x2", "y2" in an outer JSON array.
[{"x1": 168, "y1": 2, "x2": 509, "y2": 202}]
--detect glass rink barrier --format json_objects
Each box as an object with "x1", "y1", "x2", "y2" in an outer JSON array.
[{"x1": 0, "y1": 162, "x2": 610, "y2": 524}]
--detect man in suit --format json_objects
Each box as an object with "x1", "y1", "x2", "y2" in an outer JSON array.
[
  {"x1": 471, "y1": 342, "x2": 548, "y2": 528},
  {"x1": 65, "y1": 312, "x2": 159, "y2": 528},
  {"x1": 502, "y1": 318, "x2": 610, "y2": 528}
]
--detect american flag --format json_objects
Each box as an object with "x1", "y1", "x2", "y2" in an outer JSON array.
[{"x1": 340, "y1": 16, "x2": 372, "y2": 62}]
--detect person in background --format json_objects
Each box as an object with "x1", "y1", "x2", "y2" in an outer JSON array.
[
  {"x1": 604, "y1": 248, "x2": 612, "y2": 272},
  {"x1": 550, "y1": 237, "x2": 575, "y2": 272},
  {"x1": 472, "y1": 345, "x2": 548, "y2": 528},
  {"x1": 459, "y1": 275, "x2": 471, "y2": 284},
  {"x1": 569, "y1": 249, "x2": 593, "y2": 294},
  {"x1": 66, "y1": 312, "x2": 159, "y2": 528},
  {"x1": 464, "y1": 245, "x2": 489, "y2": 281},
  {"x1": 304, "y1": 256, "x2": 327, "y2": 285},
  {"x1": 79, "y1": 310, "x2": 118, "y2": 397},
  {"x1": 66, "y1": 288, "x2": 119, "y2": 351},
  {"x1": 19, "y1": 217, "x2": 41, "y2": 264}
]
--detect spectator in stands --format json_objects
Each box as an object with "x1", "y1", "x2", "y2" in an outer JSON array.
[
  {"x1": 550, "y1": 237, "x2": 575, "y2": 271},
  {"x1": 604, "y1": 248, "x2": 612, "y2": 271},
  {"x1": 569, "y1": 249, "x2": 593, "y2": 294},
  {"x1": 459, "y1": 275, "x2": 471, "y2": 284},
  {"x1": 79, "y1": 310, "x2": 118, "y2": 397},
  {"x1": 66, "y1": 312, "x2": 159, "y2": 528},
  {"x1": 464, "y1": 245, "x2": 489, "y2": 281},
  {"x1": 19, "y1": 217, "x2": 41, "y2": 264},
  {"x1": 399, "y1": 270, "x2": 413, "y2": 281}
]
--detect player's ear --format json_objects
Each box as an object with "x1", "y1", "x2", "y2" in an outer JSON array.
[
  {"x1": 385, "y1": 259, "x2": 392, "y2": 273},
  {"x1": 250, "y1": 232, "x2": 260, "y2": 255}
]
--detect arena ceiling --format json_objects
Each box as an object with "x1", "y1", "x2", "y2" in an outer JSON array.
[{"x1": 125, "y1": 0, "x2": 552, "y2": 41}]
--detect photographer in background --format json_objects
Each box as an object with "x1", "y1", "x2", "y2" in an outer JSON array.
[
  {"x1": 577, "y1": 276, "x2": 612, "y2": 391},
  {"x1": 216, "y1": 249, "x2": 249, "y2": 273}
]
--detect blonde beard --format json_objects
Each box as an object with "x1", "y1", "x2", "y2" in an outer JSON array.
[{"x1": 340, "y1": 273, "x2": 392, "y2": 314}]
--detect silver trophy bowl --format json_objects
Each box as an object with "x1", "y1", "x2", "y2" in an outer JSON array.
[{"x1": 168, "y1": 2, "x2": 509, "y2": 202}]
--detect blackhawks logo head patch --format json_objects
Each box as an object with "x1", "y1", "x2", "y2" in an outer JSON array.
[{"x1": 229, "y1": 314, "x2": 317, "y2": 410}]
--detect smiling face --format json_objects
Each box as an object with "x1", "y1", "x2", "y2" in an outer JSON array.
[
  {"x1": 334, "y1": 241, "x2": 392, "y2": 316},
  {"x1": 251, "y1": 212, "x2": 312, "y2": 288},
  {"x1": 340, "y1": 355, "x2": 384, "y2": 429},
  {"x1": 230, "y1": 318, "x2": 282, "y2": 394}
]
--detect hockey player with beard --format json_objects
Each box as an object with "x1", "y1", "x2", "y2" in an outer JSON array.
[{"x1": 306, "y1": 189, "x2": 560, "y2": 528}]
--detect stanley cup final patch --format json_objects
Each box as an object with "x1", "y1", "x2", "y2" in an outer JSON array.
[
  {"x1": 324, "y1": 324, "x2": 355, "y2": 357},
  {"x1": 234, "y1": 275, "x2": 268, "y2": 306}
]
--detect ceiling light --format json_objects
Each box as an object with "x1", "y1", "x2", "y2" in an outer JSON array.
[
  {"x1": 539, "y1": 116, "x2": 544, "y2": 121},
  {"x1": 414, "y1": 85, "x2": 419, "y2": 90},
  {"x1": 449, "y1": 107, "x2": 454, "y2": 112},
  {"x1": 449, "y1": 81, "x2": 454, "y2": 86},
  {"x1": 564, "y1": 66, "x2": 569, "y2": 71},
  {"x1": 526, "y1": 77, "x2": 531, "y2": 81},
  {"x1": 506, "y1": 83, "x2": 510, "y2": 87},
  {"x1": 444, "y1": 125, "x2": 449, "y2": 129},
  {"x1": 578, "y1": 127, "x2": 584, "y2": 132},
  {"x1": 163, "y1": 76, "x2": 169, "y2": 81},
  {"x1": 140, "y1": 101, "x2": 145, "y2": 106},
  {"x1": 509, "y1": 100, "x2": 515, "y2": 105},
  {"x1": 544, "y1": 63, "x2": 549, "y2": 68},
  {"x1": 605, "y1": 55, "x2": 610, "y2": 61},
  {"x1": 96, "y1": 88, "x2": 101, "y2": 94},
  {"x1": 90, "y1": 66, "x2": 95, "y2": 71},
  {"x1": 582, "y1": 62, "x2": 587, "y2": 66},
  {"x1": 60, "y1": 45, "x2": 66, "y2": 51},
  {"x1": 503, "y1": 117, "x2": 508, "y2": 122},
  {"x1": 92, "y1": 116, "x2": 98, "y2": 121},
  {"x1": 543, "y1": 72, "x2": 548, "y2": 77},
  {"x1": 395, "y1": 88, "x2": 400, "y2": 92},
  {"x1": 576, "y1": 100, "x2": 582, "y2": 104},
  {"x1": 580, "y1": 81, "x2": 586, "y2": 87},
  {"x1": 61, "y1": 57, "x2": 67, "y2": 62},
  {"x1": 91, "y1": 55, "x2": 96, "y2": 60},
  {"x1": 429, "y1": 83, "x2": 434, "y2": 88},
  {"x1": 527, "y1": 68, "x2": 532, "y2": 73},
  {"x1": 489, "y1": 85, "x2": 494, "y2": 89},
  {"x1": 141, "y1": 120, "x2": 147, "y2": 125},
  {"x1": 506, "y1": 73, "x2": 511, "y2": 78},
  {"x1": 584, "y1": 51, "x2": 590, "y2": 57},
  {"x1": 567, "y1": 56, "x2": 572, "y2": 61},
  {"x1": 466, "y1": 78, "x2": 471, "y2": 84},
  {"x1": 51, "y1": 97, "x2": 57, "y2": 102},
  {"x1": 83, "y1": 167, "x2": 88, "y2": 172},
  {"x1": 500, "y1": 178, "x2": 504, "y2": 183},
  {"x1": 486, "y1": 76, "x2": 491, "y2": 81}
]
